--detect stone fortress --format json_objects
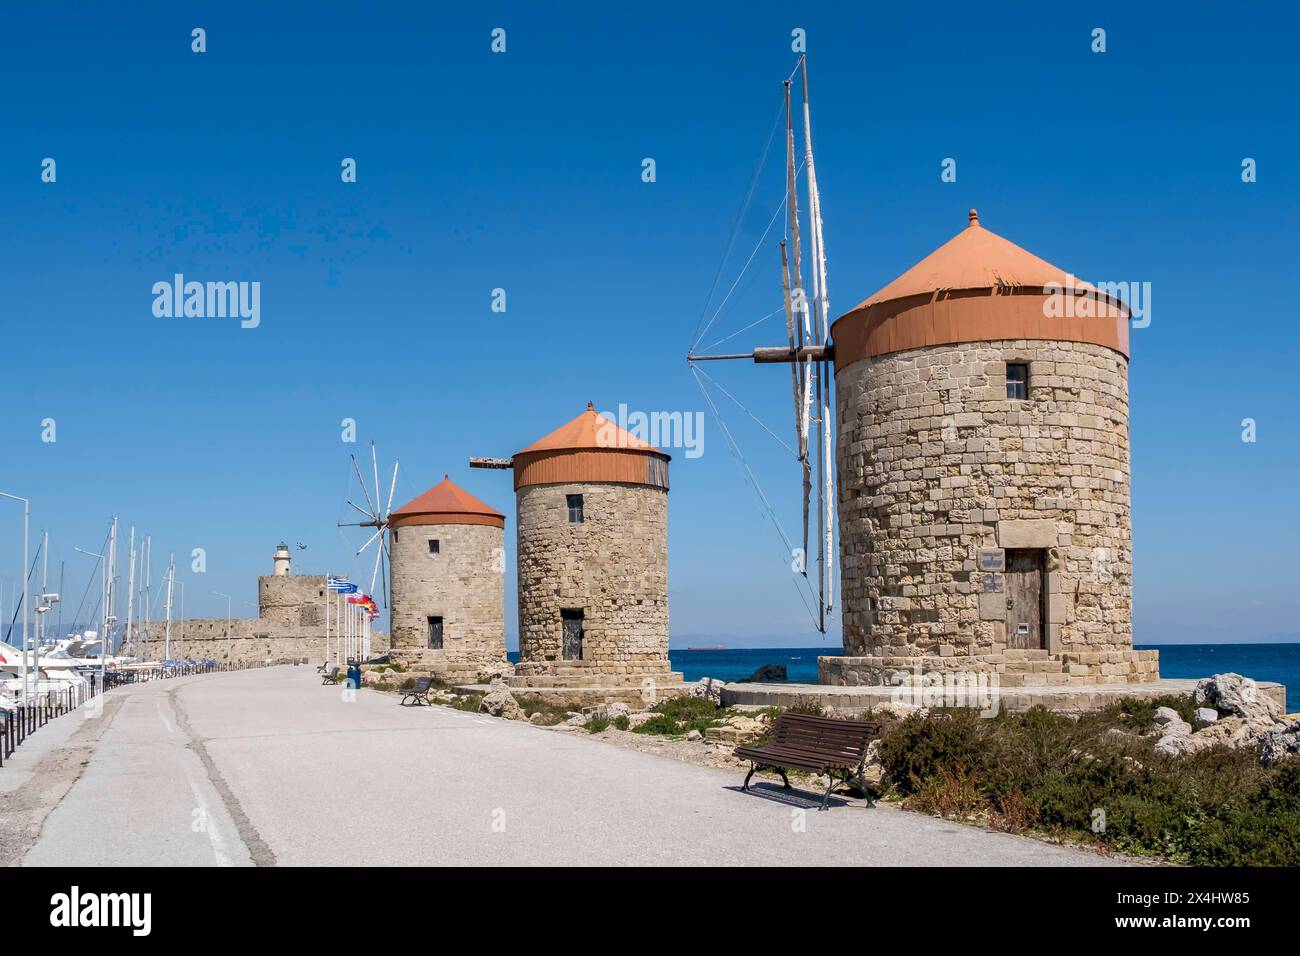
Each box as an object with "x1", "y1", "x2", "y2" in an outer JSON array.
[
  {"x1": 822, "y1": 210, "x2": 1156, "y2": 688},
  {"x1": 136, "y1": 543, "x2": 388, "y2": 663}
]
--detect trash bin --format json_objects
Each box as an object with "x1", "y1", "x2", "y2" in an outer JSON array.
[{"x1": 347, "y1": 662, "x2": 362, "y2": 690}]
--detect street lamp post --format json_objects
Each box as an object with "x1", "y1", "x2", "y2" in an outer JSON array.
[{"x1": 1, "y1": 492, "x2": 31, "y2": 701}]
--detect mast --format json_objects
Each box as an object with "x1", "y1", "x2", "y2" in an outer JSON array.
[
  {"x1": 784, "y1": 78, "x2": 813, "y2": 565},
  {"x1": 125, "y1": 527, "x2": 135, "y2": 657},
  {"x1": 163, "y1": 553, "x2": 174, "y2": 660},
  {"x1": 801, "y1": 56, "x2": 835, "y2": 617}
]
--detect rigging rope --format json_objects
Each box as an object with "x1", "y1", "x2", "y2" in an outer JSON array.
[
  {"x1": 696, "y1": 306, "x2": 784, "y2": 354},
  {"x1": 689, "y1": 97, "x2": 785, "y2": 355},
  {"x1": 690, "y1": 366, "x2": 824, "y2": 633}
]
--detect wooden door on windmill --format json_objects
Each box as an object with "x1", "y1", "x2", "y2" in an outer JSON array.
[
  {"x1": 561, "y1": 609, "x2": 584, "y2": 661},
  {"x1": 1004, "y1": 549, "x2": 1045, "y2": 650}
]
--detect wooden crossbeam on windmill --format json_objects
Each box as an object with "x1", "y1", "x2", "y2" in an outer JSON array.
[
  {"x1": 686, "y1": 55, "x2": 835, "y2": 633},
  {"x1": 337, "y1": 442, "x2": 400, "y2": 607}
]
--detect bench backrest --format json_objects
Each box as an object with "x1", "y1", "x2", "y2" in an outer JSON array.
[
  {"x1": 412, "y1": 677, "x2": 432, "y2": 692},
  {"x1": 771, "y1": 712, "x2": 880, "y2": 761},
  {"x1": 327, "y1": 666, "x2": 339, "y2": 677}
]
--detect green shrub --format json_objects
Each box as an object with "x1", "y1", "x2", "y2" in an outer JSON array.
[
  {"x1": 584, "y1": 716, "x2": 610, "y2": 734},
  {"x1": 632, "y1": 713, "x2": 684, "y2": 736},
  {"x1": 613, "y1": 714, "x2": 630, "y2": 731},
  {"x1": 875, "y1": 698, "x2": 1300, "y2": 864}
]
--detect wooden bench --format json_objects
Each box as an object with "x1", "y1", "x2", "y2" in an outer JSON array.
[
  {"x1": 735, "y1": 712, "x2": 882, "y2": 809},
  {"x1": 321, "y1": 665, "x2": 341, "y2": 685},
  {"x1": 400, "y1": 677, "x2": 434, "y2": 706}
]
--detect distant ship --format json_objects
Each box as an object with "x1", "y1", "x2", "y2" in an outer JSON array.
[{"x1": 685, "y1": 645, "x2": 727, "y2": 651}]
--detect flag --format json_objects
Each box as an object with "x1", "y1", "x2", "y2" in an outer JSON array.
[{"x1": 329, "y1": 577, "x2": 358, "y2": 594}]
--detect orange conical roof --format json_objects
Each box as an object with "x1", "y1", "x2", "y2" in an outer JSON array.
[
  {"x1": 831, "y1": 209, "x2": 1129, "y2": 366},
  {"x1": 516, "y1": 402, "x2": 666, "y2": 456},
  {"x1": 390, "y1": 476, "x2": 504, "y2": 528},
  {"x1": 854, "y1": 209, "x2": 1097, "y2": 309}
]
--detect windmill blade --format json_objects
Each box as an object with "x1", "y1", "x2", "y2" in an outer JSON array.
[
  {"x1": 369, "y1": 535, "x2": 383, "y2": 596},
  {"x1": 351, "y1": 454, "x2": 377, "y2": 516},
  {"x1": 384, "y1": 460, "x2": 399, "y2": 521},
  {"x1": 380, "y1": 536, "x2": 391, "y2": 609},
  {"x1": 371, "y1": 442, "x2": 382, "y2": 522},
  {"x1": 345, "y1": 500, "x2": 378, "y2": 522},
  {"x1": 355, "y1": 525, "x2": 384, "y2": 555}
]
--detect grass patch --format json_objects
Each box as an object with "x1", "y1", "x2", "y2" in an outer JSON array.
[
  {"x1": 446, "y1": 692, "x2": 485, "y2": 712},
  {"x1": 514, "y1": 694, "x2": 571, "y2": 726},
  {"x1": 876, "y1": 701, "x2": 1300, "y2": 864},
  {"x1": 613, "y1": 714, "x2": 630, "y2": 731},
  {"x1": 631, "y1": 696, "x2": 733, "y2": 737},
  {"x1": 584, "y1": 715, "x2": 610, "y2": 734}
]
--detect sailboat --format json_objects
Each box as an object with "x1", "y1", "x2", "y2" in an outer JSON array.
[{"x1": 687, "y1": 55, "x2": 836, "y2": 634}]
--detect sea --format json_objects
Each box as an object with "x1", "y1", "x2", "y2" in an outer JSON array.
[{"x1": 504, "y1": 644, "x2": 1300, "y2": 710}]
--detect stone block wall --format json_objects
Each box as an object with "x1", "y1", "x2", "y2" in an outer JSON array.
[
  {"x1": 515, "y1": 482, "x2": 673, "y2": 684},
  {"x1": 389, "y1": 521, "x2": 506, "y2": 666},
  {"x1": 130, "y1": 572, "x2": 388, "y2": 664},
  {"x1": 831, "y1": 339, "x2": 1150, "y2": 684}
]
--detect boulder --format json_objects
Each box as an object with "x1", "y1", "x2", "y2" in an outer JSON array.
[
  {"x1": 627, "y1": 712, "x2": 657, "y2": 729},
  {"x1": 1194, "y1": 673, "x2": 1281, "y2": 723},
  {"x1": 479, "y1": 679, "x2": 524, "y2": 720},
  {"x1": 1259, "y1": 718, "x2": 1300, "y2": 767},
  {"x1": 744, "y1": 664, "x2": 787, "y2": 683},
  {"x1": 565, "y1": 712, "x2": 586, "y2": 727},
  {"x1": 528, "y1": 712, "x2": 549, "y2": 725},
  {"x1": 1194, "y1": 707, "x2": 1219, "y2": 728},
  {"x1": 606, "y1": 702, "x2": 630, "y2": 719},
  {"x1": 1153, "y1": 718, "x2": 1194, "y2": 756},
  {"x1": 686, "y1": 728, "x2": 703, "y2": 741},
  {"x1": 1153, "y1": 706, "x2": 1182, "y2": 725},
  {"x1": 689, "y1": 677, "x2": 725, "y2": 703}
]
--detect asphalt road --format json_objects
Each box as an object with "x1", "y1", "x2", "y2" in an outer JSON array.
[{"x1": 4, "y1": 666, "x2": 1120, "y2": 866}]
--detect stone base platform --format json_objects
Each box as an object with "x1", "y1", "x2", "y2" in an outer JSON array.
[
  {"x1": 454, "y1": 681, "x2": 686, "y2": 712},
  {"x1": 820, "y1": 648, "x2": 1160, "y2": 687},
  {"x1": 721, "y1": 678, "x2": 1287, "y2": 716},
  {"x1": 384, "y1": 649, "x2": 513, "y2": 685}
]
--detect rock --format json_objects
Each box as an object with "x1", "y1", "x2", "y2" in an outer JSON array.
[
  {"x1": 685, "y1": 729, "x2": 703, "y2": 741},
  {"x1": 1194, "y1": 673, "x2": 1281, "y2": 723},
  {"x1": 606, "y1": 702, "x2": 630, "y2": 718},
  {"x1": 627, "y1": 712, "x2": 656, "y2": 729},
  {"x1": 743, "y1": 664, "x2": 787, "y2": 683},
  {"x1": 528, "y1": 712, "x2": 549, "y2": 725},
  {"x1": 565, "y1": 713, "x2": 586, "y2": 727},
  {"x1": 479, "y1": 679, "x2": 524, "y2": 720},
  {"x1": 1153, "y1": 706, "x2": 1182, "y2": 725},
  {"x1": 1259, "y1": 718, "x2": 1300, "y2": 766},
  {"x1": 873, "y1": 701, "x2": 929, "y2": 720},
  {"x1": 703, "y1": 715, "x2": 766, "y2": 745},
  {"x1": 689, "y1": 677, "x2": 725, "y2": 703},
  {"x1": 1194, "y1": 707, "x2": 1219, "y2": 728},
  {"x1": 1153, "y1": 718, "x2": 1194, "y2": 756}
]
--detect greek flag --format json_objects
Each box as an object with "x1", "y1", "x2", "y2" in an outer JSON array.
[{"x1": 327, "y1": 577, "x2": 357, "y2": 594}]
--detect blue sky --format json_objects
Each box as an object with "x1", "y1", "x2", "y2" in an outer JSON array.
[{"x1": 1, "y1": 2, "x2": 1296, "y2": 648}]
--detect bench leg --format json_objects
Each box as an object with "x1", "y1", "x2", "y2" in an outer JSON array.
[
  {"x1": 820, "y1": 774, "x2": 837, "y2": 810},
  {"x1": 778, "y1": 769, "x2": 791, "y2": 789},
  {"x1": 742, "y1": 764, "x2": 756, "y2": 791}
]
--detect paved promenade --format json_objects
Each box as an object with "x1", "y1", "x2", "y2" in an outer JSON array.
[{"x1": 2, "y1": 666, "x2": 1120, "y2": 866}]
